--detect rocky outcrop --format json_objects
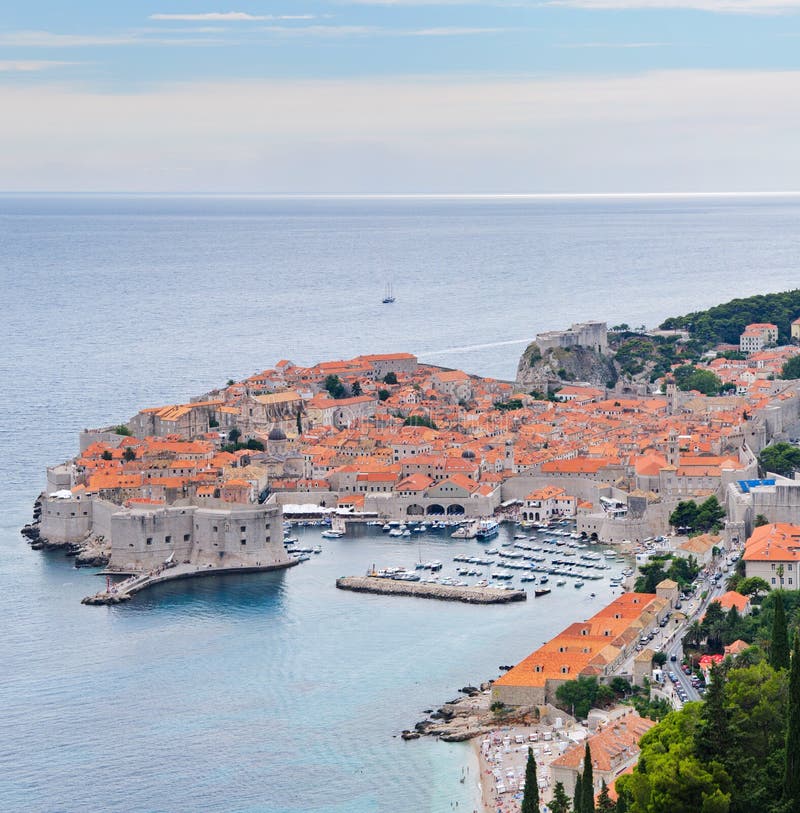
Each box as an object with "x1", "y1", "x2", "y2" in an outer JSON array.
[
  {"x1": 516, "y1": 342, "x2": 618, "y2": 393},
  {"x1": 21, "y1": 500, "x2": 110, "y2": 567}
]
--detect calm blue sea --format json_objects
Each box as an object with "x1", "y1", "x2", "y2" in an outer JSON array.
[{"x1": 2, "y1": 194, "x2": 800, "y2": 813}]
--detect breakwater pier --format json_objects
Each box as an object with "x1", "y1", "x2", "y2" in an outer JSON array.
[
  {"x1": 335, "y1": 576, "x2": 526, "y2": 604},
  {"x1": 82, "y1": 560, "x2": 299, "y2": 605}
]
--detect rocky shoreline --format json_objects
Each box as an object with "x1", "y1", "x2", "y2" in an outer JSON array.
[
  {"x1": 20, "y1": 496, "x2": 110, "y2": 568},
  {"x1": 400, "y1": 676, "x2": 537, "y2": 743}
]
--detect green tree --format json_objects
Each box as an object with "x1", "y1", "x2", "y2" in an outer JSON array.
[
  {"x1": 610, "y1": 676, "x2": 632, "y2": 696},
  {"x1": 377, "y1": 389, "x2": 390, "y2": 401},
  {"x1": 685, "y1": 620, "x2": 704, "y2": 649},
  {"x1": 228, "y1": 428, "x2": 241, "y2": 444},
  {"x1": 759, "y1": 442, "x2": 800, "y2": 478},
  {"x1": 735, "y1": 576, "x2": 770, "y2": 598},
  {"x1": 351, "y1": 380, "x2": 362, "y2": 396},
  {"x1": 521, "y1": 747, "x2": 540, "y2": 813},
  {"x1": 672, "y1": 364, "x2": 723, "y2": 396},
  {"x1": 784, "y1": 632, "x2": 800, "y2": 806},
  {"x1": 624, "y1": 703, "x2": 732, "y2": 813},
  {"x1": 122, "y1": 447, "x2": 136, "y2": 462},
  {"x1": 101, "y1": 450, "x2": 113, "y2": 461},
  {"x1": 652, "y1": 651, "x2": 668, "y2": 667},
  {"x1": 596, "y1": 779, "x2": 615, "y2": 813},
  {"x1": 702, "y1": 600, "x2": 728, "y2": 652},
  {"x1": 324, "y1": 374, "x2": 346, "y2": 399},
  {"x1": 694, "y1": 496, "x2": 725, "y2": 533},
  {"x1": 670, "y1": 500, "x2": 699, "y2": 531},
  {"x1": 403, "y1": 415, "x2": 438, "y2": 430},
  {"x1": 296, "y1": 409, "x2": 303, "y2": 436},
  {"x1": 113, "y1": 424, "x2": 132, "y2": 436},
  {"x1": 781, "y1": 356, "x2": 800, "y2": 380},
  {"x1": 772, "y1": 592, "x2": 790, "y2": 670},
  {"x1": 582, "y1": 743, "x2": 595, "y2": 813},
  {"x1": 551, "y1": 781, "x2": 572, "y2": 813},
  {"x1": 668, "y1": 555, "x2": 701, "y2": 587},
  {"x1": 634, "y1": 560, "x2": 668, "y2": 594},
  {"x1": 556, "y1": 676, "x2": 601, "y2": 720},
  {"x1": 754, "y1": 514, "x2": 769, "y2": 527},
  {"x1": 382, "y1": 371, "x2": 398, "y2": 385},
  {"x1": 696, "y1": 664, "x2": 728, "y2": 764},
  {"x1": 574, "y1": 773, "x2": 584, "y2": 813}
]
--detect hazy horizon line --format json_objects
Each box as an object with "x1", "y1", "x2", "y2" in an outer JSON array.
[{"x1": 4, "y1": 190, "x2": 800, "y2": 200}]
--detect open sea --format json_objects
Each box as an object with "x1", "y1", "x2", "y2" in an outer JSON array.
[{"x1": 2, "y1": 194, "x2": 800, "y2": 813}]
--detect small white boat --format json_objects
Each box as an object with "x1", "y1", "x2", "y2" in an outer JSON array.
[{"x1": 320, "y1": 529, "x2": 344, "y2": 539}]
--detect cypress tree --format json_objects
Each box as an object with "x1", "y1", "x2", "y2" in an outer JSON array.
[
  {"x1": 521, "y1": 747, "x2": 540, "y2": 813},
  {"x1": 784, "y1": 632, "x2": 800, "y2": 805},
  {"x1": 695, "y1": 663, "x2": 727, "y2": 764},
  {"x1": 771, "y1": 591, "x2": 790, "y2": 670},
  {"x1": 596, "y1": 779, "x2": 615, "y2": 813},
  {"x1": 550, "y1": 781, "x2": 572, "y2": 813},
  {"x1": 581, "y1": 743, "x2": 595, "y2": 813},
  {"x1": 574, "y1": 773, "x2": 583, "y2": 813}
]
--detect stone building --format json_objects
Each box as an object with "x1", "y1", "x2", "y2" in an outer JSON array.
[
  {"x1": 549, "y1": 712, "x2": 655, "y2": 798},
  {"x1": 535, "y1": 321, "x2": 608, "y2": 355},
  {"x1": 743, "y1": 522, "x2": 800, "y2": 590}
]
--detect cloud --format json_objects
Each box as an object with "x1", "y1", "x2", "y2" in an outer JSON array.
[
  {"x1": 1, "y1": 71, "x2": 799, "y2": 193},
  {"x1": 0, "y1": 30, "x2": 227, "y2": 47},
  {"x1": 556, "y1": 41, "x2": 672, "y2": 47},
  {"x1": 149, "y1": 12, "x2": 315, "y2": 21},
  {"x1": 410, "y1": 26, "x2": 518, "y2": 34},
  {"x1": 260, "y1": 24, "x2": 378, "y2": 36},
  {"x1": 0, "y1": 60, "x2": 78, "y2": 71}
]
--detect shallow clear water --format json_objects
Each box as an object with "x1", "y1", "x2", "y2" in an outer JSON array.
[{"x1": 1, "y1": 194, "x2": 799, "y2": 812}]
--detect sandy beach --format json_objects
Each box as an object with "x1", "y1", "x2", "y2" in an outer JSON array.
[{"x1": 471, "y1": 717, "x2": 585, "y2": 813}]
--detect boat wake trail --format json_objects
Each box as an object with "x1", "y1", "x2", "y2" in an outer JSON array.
[{"x1": 417, "y1": 338, "x2": 530, "y2": 358}]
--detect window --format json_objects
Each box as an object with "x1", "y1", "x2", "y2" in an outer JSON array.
[
  {"x1": 213, "y1": 525, "x2": 218, "y2": 532},
  {"x1": 183, "y1": 534, "x2": 190, "y2": 542},
  {"x1": 146, "y1": 537, "x2": 152, "y2": 545},
  {"x1": 240, "y1": 525, "x2": 246, "y2": 532},
  {"x1": 772, "y1": 577, "x2": 777, "y2": 584},
  {"x1": 165, "y1": 535, "x2": 171, "y2": 543},
  {"x1": 241, "y1": 538, "x2": 247, "y2": 545}
]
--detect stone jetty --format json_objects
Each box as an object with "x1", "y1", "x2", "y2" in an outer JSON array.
[
  {"x1": 335, "y1": 576, "x2": 526, "y2": 604},
  {"x1": 82, "y1": 559, "x2": 299, "y2": 606}
]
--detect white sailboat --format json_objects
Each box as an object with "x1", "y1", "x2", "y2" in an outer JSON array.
[{"x1": 382, "y1": 282, "x2": 395, "y2": 304}]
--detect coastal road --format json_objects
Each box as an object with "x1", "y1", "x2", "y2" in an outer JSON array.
[{"x1": 663, "y1": 570, "x2": 730, "y2": 704}]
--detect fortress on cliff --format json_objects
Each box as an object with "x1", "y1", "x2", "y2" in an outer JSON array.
[{"x1": 534, "y1": 321, "x2": 608, "y2": 355}]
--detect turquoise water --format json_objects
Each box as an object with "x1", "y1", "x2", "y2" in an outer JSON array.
[{"x1": 2, "y1": 195, "x2": 800, "y2": 812}]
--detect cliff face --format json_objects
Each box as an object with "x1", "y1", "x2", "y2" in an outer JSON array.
[{"x1": 516, "y1": 342, "x2": 618, "y2": 393}]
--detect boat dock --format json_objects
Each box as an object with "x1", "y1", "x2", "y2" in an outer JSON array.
[
  {"x1": 335, "y1": 576, "x2": 526, "y2": 604},
  {"x1": 81, "y1": 559, "x2": 299, "y2": 605}
]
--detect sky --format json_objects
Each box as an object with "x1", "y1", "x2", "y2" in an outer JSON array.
[{"x1": 2, "y1": 1, "x2": 800, "y2": 192}]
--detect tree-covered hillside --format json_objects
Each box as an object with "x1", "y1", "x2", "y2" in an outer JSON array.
[{"x1": 660, "y1": 290, "x2": 800, "y2": 347}]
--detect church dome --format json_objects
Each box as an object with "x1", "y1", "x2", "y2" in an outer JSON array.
[{"x1": 268, "y1": 427, "x2": 287, "y2": 441}]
